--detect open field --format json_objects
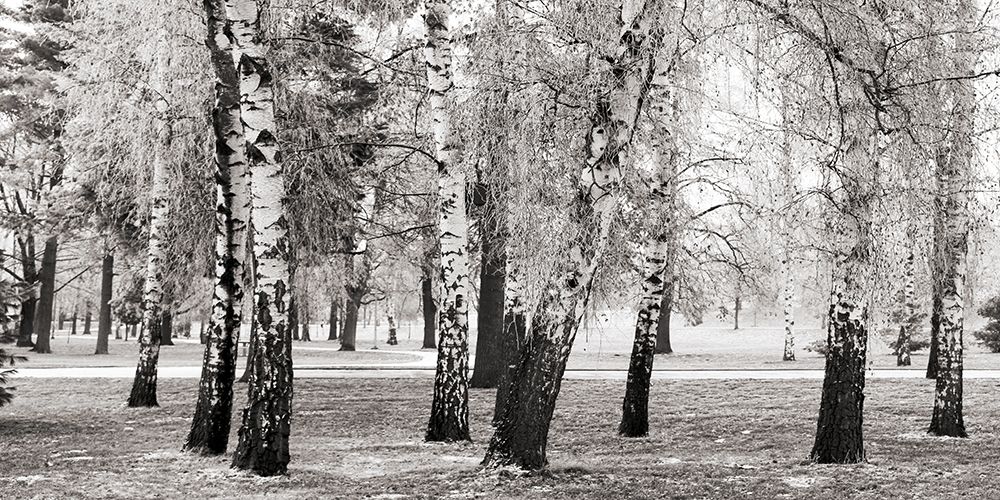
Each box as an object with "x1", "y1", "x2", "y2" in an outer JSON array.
[
  {"x1": 12, "y1": 317, "x2": 1000, "y2": 372},
  {"x1": 3, "y1": 377, "x2": 1000, "y2": 499}
]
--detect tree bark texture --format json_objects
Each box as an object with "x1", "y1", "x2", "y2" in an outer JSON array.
[
  {"x1": 897, "y1": 251, "x2": 915, "y2": 366},
  {"x1": 127, "y1": 30, "x2": 173, "y2": 407},
  {"x1": 810, "y1": 125, "x2": 874, "y2": 465},
  {"x1": 226, "y1": 0, "x2": 294, "y2": 476},
  {"x1": 929, "y1": 2, "x2": 972, "y2": 437},
  {"x1": 780, "y1": 103, "x2": 796, "y2": 361},
  {"x1": 493, "y1": 262, "x2": 526, "y2": 424},
  {"x1": 186, "y1": 0, "x2": 251, "y2": 456},
  {"x1": 484, "y1": 0, "x2": 656, "y2": 469},
  {"x1": 424, "y1": 0, "x2": 472, "y2": 443},
  {"x1": 83, "y1": 309, "x2": 92, "y2": 335},
  {"x1": 619, "y1": 242, "x2": 669, "y2": 437},
  {"x1": 619, "y1": 0, "x2": 682, "y2": 438}
]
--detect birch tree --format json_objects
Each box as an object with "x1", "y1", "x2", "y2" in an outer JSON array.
[
  {"x1": 226, "y1": 0, "x2": 294, "y2": 476},
  {"x1": 619, "y1": 0, "x2": 691, "y2": 438},
  {"x1": 185, "y1": 0, "x2": 251, "y2": 455},
  {"x1": 423, "y1": 0, "x2": 472, "y2": 443},
  {"x1": 779, "y1": 98, "x2": 796, "y2": 362},
  {"x1": 928, "y1": 0, "x2": 976, "y2": 438},
  {"x1": 127, "y1": 31, "x2": 173, "y2": 408},
  {"x1": 484, "y1": 0, "x2": 658, "y2": 468}
]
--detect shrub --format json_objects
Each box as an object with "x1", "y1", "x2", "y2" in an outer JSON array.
[
  {"x1": 975, "y1": 296, "x2": 1000, "y2": 353},
  {"x1": 804, "y1": 339, "x2": 828, "y2": 357},
  {"x1": 0, "y1": 280, "x2": 26, "y2": 407},
  {"x1": 974, "y1": 327, "x2": 1000, "y2": 353}
]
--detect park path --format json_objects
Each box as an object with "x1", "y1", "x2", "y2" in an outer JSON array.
[{"x1": 13, "y1": 348, "x2": 1000, "y2": 380}]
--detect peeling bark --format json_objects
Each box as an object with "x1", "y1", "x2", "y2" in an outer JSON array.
[
  {"x1": 424, "y1": 0, "x2": 471, "y2": 443},
  {"x1": 227, "y1": 0, "x2": 294, "y2": 476},
  {"x1": 810, "y1": 126, "x2": 874, "y2": 464}
]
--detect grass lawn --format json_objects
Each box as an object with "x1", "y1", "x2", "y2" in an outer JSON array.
[{"x1": 3, "y1": 376, "x2": 1000, "y2": 499}]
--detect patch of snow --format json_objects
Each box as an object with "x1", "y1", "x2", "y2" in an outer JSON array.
[
  {"x1": 13, "y1": 476, "x2": 48, "y2": 485},
  {"x1": 783, "y1": 476, "x2": 817, "y2": 488},
  {"x1": 897, "y1": 432, "x2": 968, "y2": 441}
]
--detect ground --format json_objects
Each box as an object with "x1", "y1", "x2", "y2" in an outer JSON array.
[
  {"x1": 3, "y1": 319, "x2": 999, "y2": 498},
  {"x1": 3, "y1": 377, "x2": 1000, "y2": 499}
]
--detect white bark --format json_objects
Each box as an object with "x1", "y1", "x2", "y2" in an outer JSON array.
[
  {"x1": 226, "y1": 0, "x2": 294, "y2": 474},
  {"x1": 930, "y1": 0, "x2": 973, "y2": 436},
  {"x1": 128, "y1": 28, "x2": 172, "y2": 407},
  {"x1": 780, "y1": 99, "x2": 795, "y2": 362},
  {"x1": 425, "y1": 0, "x2": 471, "y2": 441}
]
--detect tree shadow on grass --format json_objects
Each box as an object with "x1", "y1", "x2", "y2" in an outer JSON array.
[{"x1": 0, "y1": 418, "x2": 88, "y2": 438}]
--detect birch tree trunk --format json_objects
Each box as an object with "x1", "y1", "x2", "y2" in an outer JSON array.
[
  {"x1": 127, "y1": 32, "x2": 172, "y2": 407},
  {"x1": 484, "y1": 0, "x2": 656, "y2": 468},
  {"x1": 227, "y1": 0, "x2": 294, "y2": 476},
  {"x1": 619, "y1": 2, "x2": 689, "y2": 437},
  {"x1": 780, "y1": 104, "x2": 796, "y2": 362},
  {"x1": 927, "y1": 205, "x2": 943, "y2": 379},
  {"x1": 327, "y1": 298, "x2": 338, "y2": 340},
  {"x1": 185, "y1": 0, "x2": 251, "y2": 456},
  {"x1": 424, "y1": 0, "x2": 472, "y2": 443},
  {"x1": 809, "y1": 121, "x2": 875, "y2": 464},
  {"x1": 897, "y1": 250, "x2": 915, "y2": 366},
  {"x1": 929, "y1": 0, "x2": 973, "y2": 437}
]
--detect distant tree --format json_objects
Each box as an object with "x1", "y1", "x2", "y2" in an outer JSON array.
[
  {"x1": 973, "y1": 297, "x2": 1000, "y2": 353},
  {"x1": 0, "y1": 280, "x2": 26, "y2": 407}
]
